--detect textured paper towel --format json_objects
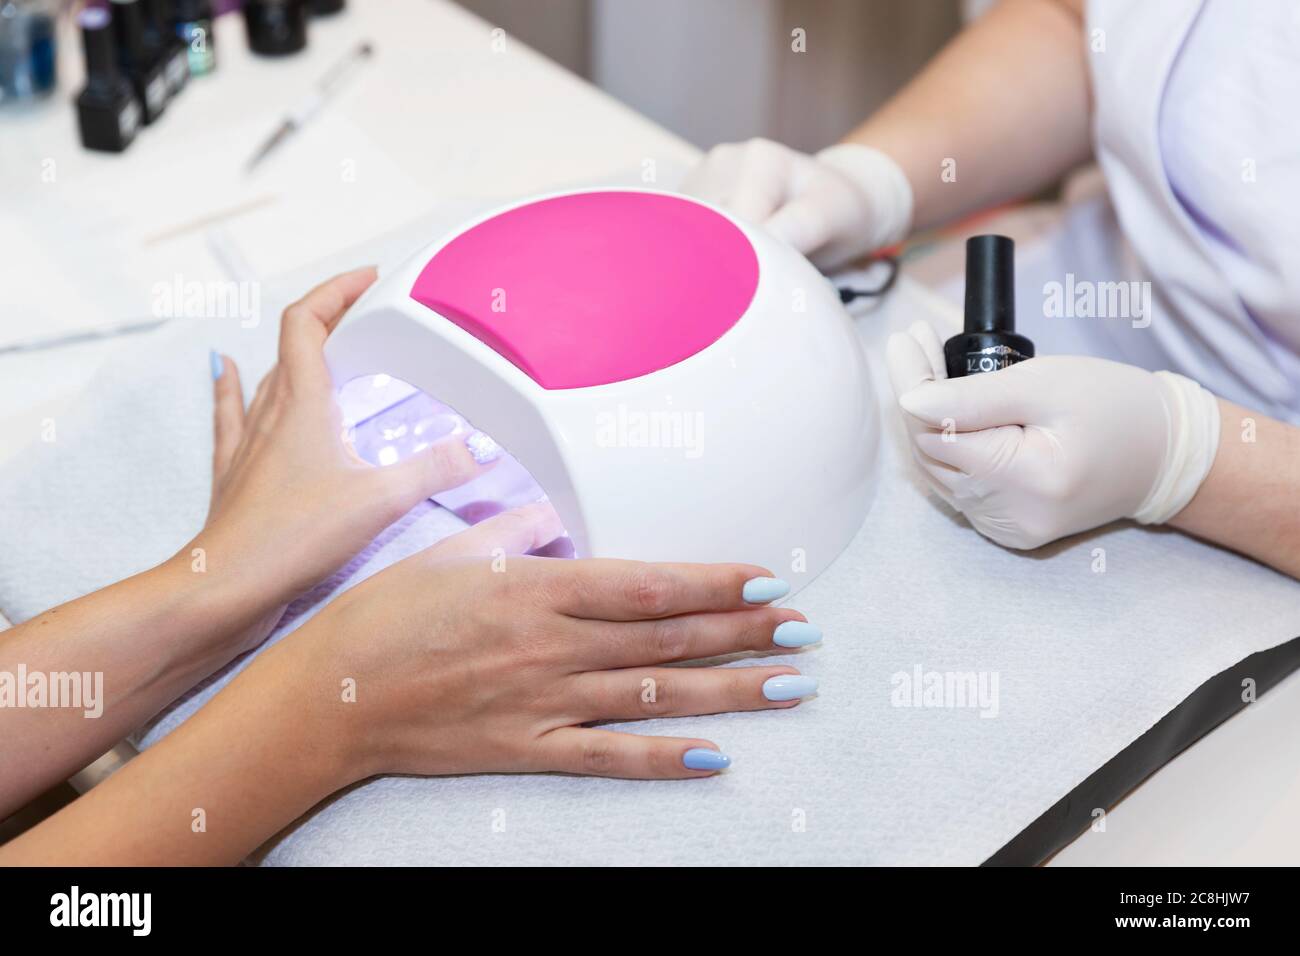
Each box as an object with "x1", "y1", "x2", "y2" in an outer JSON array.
[{"x1": 1, "y1": 213, "x2": 1297, "y2": 866}]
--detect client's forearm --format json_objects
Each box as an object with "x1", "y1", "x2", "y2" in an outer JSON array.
[
  {"x1": 0, "y1": 553, "x2": 274, "y2": 819},
  {"x1": 0, "y1": 631, "x2": 351, "y2": 866},
  {"x1": 1170, "y1": 399, "x2": 1300, "y2": 580}
]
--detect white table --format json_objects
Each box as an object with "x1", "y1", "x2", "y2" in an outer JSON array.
[{"x1": 2, "y1": 0, "x2": 1296, "y2": 866}]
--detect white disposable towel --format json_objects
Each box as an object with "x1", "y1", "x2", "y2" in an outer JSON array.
[{"x1": 1, "y1": 212, "x2": 1297, "y2": 866}]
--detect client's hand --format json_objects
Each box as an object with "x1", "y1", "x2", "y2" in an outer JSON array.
[
  {"x1": 197, "y1": 268, "x2": 500, "y2": 652},
  {"x1": 0, "y1": 499, "x2": 822, "y2": 864},
  {"x1": 279, "y1": 515, "x2": 821, "y2": 781}
]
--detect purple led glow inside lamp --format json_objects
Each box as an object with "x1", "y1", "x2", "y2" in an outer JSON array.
[{"x1": 339, "y1": 375, "x2": 574, "y2": 558}]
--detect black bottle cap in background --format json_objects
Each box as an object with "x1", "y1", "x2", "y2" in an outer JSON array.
[
  {"x1": 963, "y1": 234, "x2": 1016, "y2": 334},
  {"x1": 310, "y1": 0, "x2": 346, "y2": 14},
  {"x1": 141, "y1": 0, "x2": 170, "y2": 42},
  {"x1": 110, "y1": 0, "x2": 149, "y2": 64},
  {"x1": 245, "y1": 0, "x2": 309, "y2": 56},
  {"x1": 172, "y1": 0, "x2": 213, "y2": 20},
  {"x1": 80, "y1": 7, "x2": 120, "y2": 81}
]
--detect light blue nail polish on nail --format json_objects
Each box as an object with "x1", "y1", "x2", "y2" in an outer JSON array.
[
  {"x1": 682, "y1": 748, "x2": 731, "y2": 771},
  {"x1": 209, "y1": 349, "x2": 223, "y2": 380},
  {"x1": 465, "y1": 430, "x2": 502, "y2": 464},
  {"x1": 742, "y1": 577, "x2": 789, "y2": 604},
  {"x1": 762, "y1": 675, "x2": 818, "y2": 701},
  {"x1": 773, "y1": 621, "x2": 822, "y2": 648}
]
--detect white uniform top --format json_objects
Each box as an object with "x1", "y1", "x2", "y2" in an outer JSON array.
[{"x1": 1087, "y1": 0, "x2": 1300, "y2": 422}]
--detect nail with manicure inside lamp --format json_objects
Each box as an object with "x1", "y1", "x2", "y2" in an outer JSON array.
[
  {"x1": 465, "y1": 430, "x2": 503, "y2": 464},
  {"x1": 209, "y1": 350, "x2": 224, "y2": 380}
]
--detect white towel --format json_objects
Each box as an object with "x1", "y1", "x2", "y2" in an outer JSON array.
[{"x1": 2, "y1": 207, "x2": 1297, "y2": 866}]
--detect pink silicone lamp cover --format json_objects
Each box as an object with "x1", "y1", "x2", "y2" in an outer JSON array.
[{"x1": 409, "y1": 191, "x2": 760, "y2": 389}]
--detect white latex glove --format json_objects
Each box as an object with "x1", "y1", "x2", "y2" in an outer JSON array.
[
  {"x1": 678, "y1": 137, "x2": 913, "y2": 271},
  {"x1": 885, "y1": 321, "x2": 1221, "y2": 550}
]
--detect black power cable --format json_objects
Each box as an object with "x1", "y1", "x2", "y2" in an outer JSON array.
[{"x1": 835, "y1": 254, "x2": 900, "y2": 304}]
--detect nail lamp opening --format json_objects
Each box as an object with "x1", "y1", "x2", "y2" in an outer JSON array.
[{"x1": 325, "y1": 189, "x2": 879, "y2": 594}]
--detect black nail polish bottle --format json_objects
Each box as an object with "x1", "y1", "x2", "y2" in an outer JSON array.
[
  {"x1": 244, "y1": 0, "x2": 309, "y2": 57},
  {"x1": 75, "y1": 7, "x2": 141, "y2": 153},
  {"x1": 110, "y1": 0, "x2": 168, "y2": 124},
  {"x1": 944, "y1": 234, "x2": 1035, "y2": 377},
  {"x1": 145, "y1": 0, "x2": 190, "y2": 97}
]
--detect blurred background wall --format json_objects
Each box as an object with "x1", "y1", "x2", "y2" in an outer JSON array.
[{"x1": 456, "y1": 0, "x2": 965, "y2": 150}]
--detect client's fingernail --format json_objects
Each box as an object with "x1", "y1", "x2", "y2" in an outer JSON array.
[
  {"x1": 762, "y1": 675, "x2": 818, "y2": 701},
  {"x1": 742, "y1": 577, "x2": 789, "y2": 604},
  {"x1": 465, "y1": 430, "x2": 502, "y2": 464},
  {"x1": 682, "y1": 748, "x2": 731, "y2": 771},
  {"x1": 209, "y1": 350, "x2": 224, "y2": 380},
  {"x1": 773, "y1": 620, "x2": 822, "y2": 647}
]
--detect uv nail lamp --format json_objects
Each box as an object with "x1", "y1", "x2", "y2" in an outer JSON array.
[{"x1": 325, "y1": 189, "x2": 879, "y2": 591}]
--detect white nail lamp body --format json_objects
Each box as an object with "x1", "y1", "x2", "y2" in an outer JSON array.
[{"x1": 324, "y1": 189, "x2": 879, "y2": 595}]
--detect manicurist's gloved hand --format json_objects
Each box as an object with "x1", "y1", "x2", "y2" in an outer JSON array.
[
  {"x1": 885, "y1": 321, "x2": 1222, "y2": 549},
  {"x1": 679, "y1": 138, "x2": 913, "y2": 271}
]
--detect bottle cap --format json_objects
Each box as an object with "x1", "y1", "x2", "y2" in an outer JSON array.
[
  {"x1": 80, "y1": 7, "x2": 119, "y2": 80},
  {"x1": 963, "y1": 234, "x2": 1016, "y2": 334},
  {"x1": 245, "y1": 0, "x2": 308, "y2": 56},
  {"x1": 110, "y1": 0, "x2": 149, "y2": 65},
  {"x1": 173, "y1": 0, "x2": 213, "y2": 19}
]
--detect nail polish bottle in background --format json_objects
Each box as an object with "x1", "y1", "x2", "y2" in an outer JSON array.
[
  {"x1": 110, "y1": 0, "x2": 168, "y2": 123},
  {"x1": 171, "y1": 0, "x2": 214, "y2": 76},
  {"x1": 309, "y1": 0, "x2": 345, "y2": 15},
  {"x1": 75, "y1": 7, "x2": 141, "y2": 152},
  {"x1": 0, "y1": 0, "x2": 57, "y2": 106},
  {"x1": 144, "y1": 0, "x2": 189, "y2": 98},
  {"x1": 244, "y1": 0, "x2": 308, "y2": 57},
  {"x1": 944, "y1": 234, "x2": 1035, "y2": 378}
]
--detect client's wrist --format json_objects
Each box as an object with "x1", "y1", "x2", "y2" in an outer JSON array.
[
  {"x1": 150, "y1": 537, "x2": 288, "y2": 677},
  {"x1": 140, "y1": 626, "x2": 364, "y2": 859},
  {"x1": 180, "y1": 521, "x2": 293, "y2": 609},
  {"x1": 269, "y1": 607, "x2": 382, "y2": 790}
]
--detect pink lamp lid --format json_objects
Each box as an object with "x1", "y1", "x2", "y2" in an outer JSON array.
[{"x1": 409, "y1": 191, "x2": 760, "y2": 390}]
